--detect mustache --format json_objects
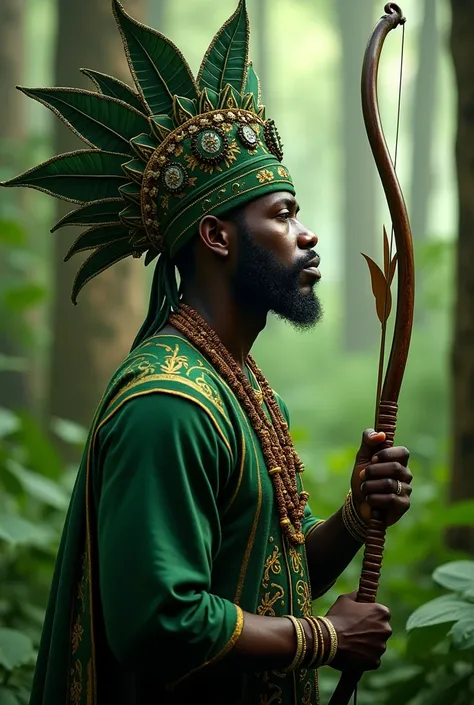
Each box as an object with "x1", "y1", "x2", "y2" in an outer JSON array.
[{"x1": 298, "y1": 250, "x2": 320, "y2": 272}]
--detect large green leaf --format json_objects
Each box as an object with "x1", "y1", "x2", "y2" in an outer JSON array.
[
  {"x1": 18, "y1": 87, "x2": 149, "y2": 154},
  {"x1": 407, "y1": 595, "x2": 474, "y2": 631},
  {"x1": 437, "y1": 500, "x2": 474, "y2": 527},
  {"x1": 50, "y1": 417, "x2": 87, "y2": 447},
  {"x1": 1, "y1": 151, "x2": 128, "y2": 204},
  {"x1": 0, "y1": 220, "x2": 27, "y2": 247},
  {"x1": 81, "y1": 68, "x2": 144, "y2": 112},
  {"x1": 0, "y1": 513, "x2": 53, "y2": 547},
  {"x1": 51, "y1": 198, "x2": 123, "y2": 232},
  {"x1": 71, "y1": 238, "x2": 137, "y2": 303},
  {"x1": 198, "y1": 0, "x2": 249, "y2": 94},
  {"x1": 433, "y1": 561, "x2": 474, "y2": 593},
  {"x1": 449, "y1": 618, "x2": 474, "y2": 650},
  {"x1": 65, "y1": 223, "x2": 130, "y2": 261},
  {"x1": 0, "y1": 629, "x2": 34, "y2": 671},
  {"x1": 3, "y1": 283, "x2": 45, "y2": 312},
  {"x1": 5, "y1": 459, "x2": 69, "y2": 511},
  {"x1": 112, "y1": 0, "x2": 198, "y2": 115}
]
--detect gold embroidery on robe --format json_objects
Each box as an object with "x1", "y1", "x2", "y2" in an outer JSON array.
[
  {"x1": 296, "y1": 580, "x2": 312, "y2": 618},
  {"x1": 289, "y1": 545, "x2": 305, "y2": 577},
  {"x1": 69, "y1": 661, "x2": 83, "y2": 705},
  {"x1": 262, "y1": 544, "x2": 282, "y2": 587},
  {"x1": 302, "y1": 680, "x2": 313, "y2": 705},
  {"x1": 258, "y1": 583, "x2": 285, "y2": 617}
]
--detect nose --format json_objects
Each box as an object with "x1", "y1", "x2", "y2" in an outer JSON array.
[{"x1": 297, "y1": 223, "x2": 318, "y2": 250}]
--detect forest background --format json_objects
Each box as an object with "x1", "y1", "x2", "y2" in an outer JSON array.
[{"x1": 1, "y1": 0, "x2": 474, "y2": 703}]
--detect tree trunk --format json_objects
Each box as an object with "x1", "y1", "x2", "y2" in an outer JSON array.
[
  {"x1": 0, "y1": 0, "x2": 30, "y2": 411},
  {"x1": 337, "y1": 0, "x2": 378, "y2": 352},
  {"x1": 49, "y1": 0, "x2": 145, "y2": 439},
  {"x1": 449, "y1": 0, "x2": 474, "y2": 554}
]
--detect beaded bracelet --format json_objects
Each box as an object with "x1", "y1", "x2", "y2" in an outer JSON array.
[
  {"x1": 342, "y1": 491, "x2": 367, "y2": 543},
  {"x1": 283, "y1": 615, "x2": 307, "y2": 672}
]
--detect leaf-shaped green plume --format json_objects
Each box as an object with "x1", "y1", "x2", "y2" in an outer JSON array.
[
  {"x1": 1, "y1": 151, "x2": 128, "y2": 204},
  {"x1": 362, "y1": 253, "x2": 392, "y2": 324},
  {"x1": 199, "y1": 88, "x2": 219, "y2": 114},
  {"x1": 112, "y1": 0, "x2": 198, "y2": 116},
  {"x1": 119, "y1": 182, "x2": 141, "y2": 204},
  {"x1": 218, "y1": 84, "x2": 242, "y2": 110},
  {"x1": 51, "y1": 198, "x2": 124, "y2": 232},
  {"x1": 71, "y1": 238, "x2": 138, "y2": 304},
  {"x1": 172, "y1": 96, "x2": 197, "y2": 126},
  {"x1": 130, "y1": 133, "x2": 159, "y2": 162},
  {"x1": 81, "y1": 68, "x2": 144, "y2": 112},
  {"x1": 18, "y1": 87, "x2": 149, "y2": 155},
  {"x1": 119, "y1": 203, "x2": 142, "y2": 227},
  {"x1": 198, "y1": 0, "x2": 249, "y2": 94},
  {"x1": 149, "y1": 114, "x2": 174, "y2": 141},
  {"x1": 65, "y1": 224, "x2": 130, "y2": 261},
  {"x1": 122, "y1": 158, "x2": 145, "y2": 184},
  {"x1": 243, "y1": 62, "x2": 261, "y2": 103}
]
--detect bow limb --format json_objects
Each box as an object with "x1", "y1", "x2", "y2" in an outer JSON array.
[{"x1": 328, "y1": 4, "x2": 414, "y2": 704}]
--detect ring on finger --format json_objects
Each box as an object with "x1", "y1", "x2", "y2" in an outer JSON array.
[{"x1": 395, "y1": 479, "x2": 402, "y2": 496}]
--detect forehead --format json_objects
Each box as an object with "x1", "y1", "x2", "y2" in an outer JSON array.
[{"x1": 246, "y1": 191, "x2": 299, "y2": 214}]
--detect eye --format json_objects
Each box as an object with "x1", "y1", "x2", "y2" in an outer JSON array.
[{"x1": 277, "y1": 210, "x2": 291, "y2": 221}]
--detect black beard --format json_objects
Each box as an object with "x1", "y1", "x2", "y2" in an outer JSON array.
[{"x1": 230, "y1": 218, "x2": 323, "y2": 330}]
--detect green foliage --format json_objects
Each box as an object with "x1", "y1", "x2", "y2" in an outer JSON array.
[{"x1": 0, "y1": 407, "x2": 80, "y2": 701}]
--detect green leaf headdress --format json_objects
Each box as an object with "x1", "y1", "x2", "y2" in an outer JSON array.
[{"x1": 1, "y1": 0, "x2": 295, "y2": 345}]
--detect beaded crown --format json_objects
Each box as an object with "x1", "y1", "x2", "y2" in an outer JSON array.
[{"x1": 2, "y1": 0, "x2": 295, "y2": 310}]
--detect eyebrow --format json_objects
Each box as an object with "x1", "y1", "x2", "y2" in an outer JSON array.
[{"x1": 274, "y1": 197, "x2": 300, "y2": 214}]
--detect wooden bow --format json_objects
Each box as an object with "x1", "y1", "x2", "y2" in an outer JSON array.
[{"x1": 328, "y1": 4, "x2": 415, "y2": 704}]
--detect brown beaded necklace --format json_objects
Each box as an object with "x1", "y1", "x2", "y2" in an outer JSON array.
[{"x1": 169, "y1": 303, "x2": 309, "y2": 545}]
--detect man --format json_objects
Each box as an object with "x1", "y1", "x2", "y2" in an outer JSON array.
[{"x1": 2, "y1": 2, "x2": 412, "y2": 704}]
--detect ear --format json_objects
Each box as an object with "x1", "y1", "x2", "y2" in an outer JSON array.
[{"x1": 198, "y1": 214, "x2": 235, "y2": 259}]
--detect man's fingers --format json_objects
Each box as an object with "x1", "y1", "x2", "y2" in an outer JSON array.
[
  {"x1": 362, "y1": 462, "x2": 413, "y2": 483},
  {"x1": 371, "y1": 445, "x2": 410, "y2": 464},
  {"x1": 361, "y1": 478, "x2": 413, "y2": 496}
]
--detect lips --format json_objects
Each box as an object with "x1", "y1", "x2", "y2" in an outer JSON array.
[{"x1": 302, "y1": 256, "x2": 321, "y2": 279}]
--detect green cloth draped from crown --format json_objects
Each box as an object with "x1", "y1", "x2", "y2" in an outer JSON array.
[{"x1": 2, "y1": 0, "x2": 295, "y2": 347}]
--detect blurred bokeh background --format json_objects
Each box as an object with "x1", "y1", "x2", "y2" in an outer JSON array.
[{"x1": 1, "y1": 1, "x2": 474, "y2": 703}]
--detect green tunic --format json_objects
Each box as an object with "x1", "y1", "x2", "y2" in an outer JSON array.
[{"x1": 30, "y1": 333, "x2": 325, "y2": 705}]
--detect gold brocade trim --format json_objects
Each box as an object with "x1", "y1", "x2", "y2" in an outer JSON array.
[
  {"x1": 257, "y1": 583, "x2": 285, "y2": 617},
  {"x1": 71, "y1": 617, "x2": 84, "y2": 655},
  {"x1": 302, "y1": 679, "x2": 312, "y2": 705},
  {"x1": 168, "y1": 603, "x2": 244, "y2": 689},
  {"x1": 99, "y1": 388, "x2": 233, "y2": 459},
  {"x1": 69, "y1": 661, "x2": 82, "y2": 705},
  {"x1": 259, "y1": 682, "x2": 283, "y2": 705}
]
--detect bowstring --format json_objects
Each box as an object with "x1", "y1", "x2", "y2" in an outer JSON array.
[
  {"x1": 359, "y1": 20, "x2": 406, "y2": 705},
  {"x1": 374, "y1": 19, "x2": 406, "y2": 420}
]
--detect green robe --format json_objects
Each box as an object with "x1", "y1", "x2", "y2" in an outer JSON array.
[{"x1": 30, "y1": 333, "x2": 326, "y2": 705}]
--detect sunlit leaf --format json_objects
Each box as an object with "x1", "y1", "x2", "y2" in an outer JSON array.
[
  {"x1": 50, "y1": 417, "x2": 87, "y2": 447},
  {"x1": 361, "y1": 253, "x2": 391, "y2": 323},
  {"x1": 5, "y1": 460, "x2": 69, "y2": 511},
  {"x1": 0, "y1": 628, "x2": 34, "y2": 671},
  {"x1": 433, "y1": 561, "x2": 474, "y2": 592},
  {"x1": 407, "y1": 595, "x2": 474, "y2": 631},
  {"x1": 449, "y1": 618, "x2": 474, "y2": 650},
  {"x1": 0, "y1": 513, "x2": 53, "y2": 547},
  {"x1": 0, "y1": 407, "x2": 20, "y2": 438}
]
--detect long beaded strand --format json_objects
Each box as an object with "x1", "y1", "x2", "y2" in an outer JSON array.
[{"x1": 169, "y1": 304, "x2": 308, "y2": 544}]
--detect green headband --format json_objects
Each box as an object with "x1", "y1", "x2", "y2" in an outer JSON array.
[{"x1": 1, "y1": 0, "x2": 295, "y2": 344}]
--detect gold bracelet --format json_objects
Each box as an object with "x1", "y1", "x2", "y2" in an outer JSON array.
[
  {"x1": 283, "y1": 615, "x2": 307, "y2": 672},
  {"x1": 312, "y1": 616, "x2": 325, "y2": 667},
  {"x1": 305, "y1": 617, "x2": 320, "y2": 668},
  {"x1": 318, "y1": 617, "x2": 338, "y2": 665},
  {"x1": 342, "y1": 492, "x2": 366, "y2": 543}
]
